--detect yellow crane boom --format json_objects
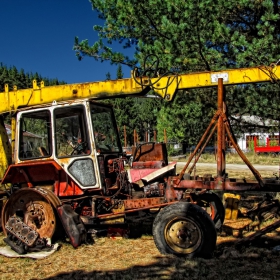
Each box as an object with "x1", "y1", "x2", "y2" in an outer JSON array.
[
  {"x1": 0, "y1": 64, "x2": 279, "y2": 178},
  {"x1": 1, "y1": 65, "x2": 280, "y2": 114}
]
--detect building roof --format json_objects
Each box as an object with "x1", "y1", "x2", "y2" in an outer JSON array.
[
  {"x1": 4, "y1": 124, "x2": 43, "y2": 139},
  {"x1": 232, "y1": 115, "x2": 278, "y2": 127}
]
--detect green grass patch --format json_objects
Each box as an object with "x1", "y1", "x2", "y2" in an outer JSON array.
[{"x1": 175, "y1": 152, "x2": 280, "y2": 165}]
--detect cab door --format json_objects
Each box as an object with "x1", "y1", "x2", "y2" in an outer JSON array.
[{"x1": 53, "y1": 103, "x2": 101, "y2": 191}]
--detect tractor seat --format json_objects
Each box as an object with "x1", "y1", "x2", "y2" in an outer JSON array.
[{"x1": 38, "y1": 147, "x2": 49, "y2": 156}]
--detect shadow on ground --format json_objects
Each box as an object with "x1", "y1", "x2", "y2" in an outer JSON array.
[{"x1": 43, "y1": 235, "x2": 280, "y2": 280}]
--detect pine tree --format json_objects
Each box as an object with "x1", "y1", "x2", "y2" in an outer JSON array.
[
  {"x1": 116, "y1": 64, "x2": 123, "y2": 79},
  {"x1": 0, "y1": 66, "x2": 9, "y2": 92},
  {"x1": 75, "y1": 1, "x2": 280, "y2": 70},
  {"x1": 0, "y1": 64, "x2": 67, "y2": 92},
  {"x1": 105, "y1": 72, "x2": 111, "y2": 80},
  {"x1": 74, "y1": 0, "x2": 280, "y2": 144},
  {"x1": 18, "y1": 69, "x2": 27, "y2": 89}
]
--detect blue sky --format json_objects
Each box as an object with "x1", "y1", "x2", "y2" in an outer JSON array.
[{"x1": 0, "y1": 0, "x2": 134, "y2": 84}]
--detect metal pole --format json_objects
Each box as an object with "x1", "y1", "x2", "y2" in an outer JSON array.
[{"x1": 217, "y1": 78, "x2": 225, "y2": 181}]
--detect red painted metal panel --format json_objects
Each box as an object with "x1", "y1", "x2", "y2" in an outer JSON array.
[
  {"x1": 128, "y1": 168, "x2": 160, "y2": 183},
  {"x1": 254, "y1": 136, "x2": 280, "y2": 154},
  {"x1": 1, "y1": 160, "x2": 84, "y2": 196}
]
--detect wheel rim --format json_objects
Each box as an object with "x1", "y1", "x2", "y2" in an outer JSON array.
[
  {"x1": 2, "y1": 189, "x2": 56, "y2": 238},
  {"x1": 164, "y1": 216, "x2": 202, "y2": 254},
  {"x1": 24, "y1": 200, "x2": 55, "y2": 237}
]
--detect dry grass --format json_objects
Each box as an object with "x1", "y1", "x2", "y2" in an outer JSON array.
[
  {"x1": 179, "y1": 166, "x2": 277, "y2": 180},
  {"x1": 0, "y1": 235, "x2": 162, "y2": 280},
  {"x1": 181, "y1": 152, "x2": 280, "y2": 165},
  {"x1": 0, "y1": 230, "x2": 280, "y2": 280},
  {"x1": 0, "y1": 165, "x2": 280, "y2": 280},
  {"x1": 174, "y1": 152, "x2": 280, "y2": 180}
]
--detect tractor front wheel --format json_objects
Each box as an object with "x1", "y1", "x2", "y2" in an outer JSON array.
[{"x1": 152, "y1": 202, "x2": 217, "y2": 258}]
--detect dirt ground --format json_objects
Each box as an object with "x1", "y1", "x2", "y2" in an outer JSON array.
[{"x1": 0, "y1": 166, "x2": 280, "y2": 280}]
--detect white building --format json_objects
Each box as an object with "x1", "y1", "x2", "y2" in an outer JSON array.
[
  {"x1": 5, "y1": 124, "x2": 43, "y2": 156},
  {"x1": 233, "y1": 115, "x2": 279, "y2": 152}
]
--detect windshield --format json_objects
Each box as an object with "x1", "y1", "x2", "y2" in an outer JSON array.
[
  {"x1": 90, "y1": 104, "x2": 122, "y2": 153},
  {"x1": 54, "y1": 105, "x2": 90, "y2": 157}
]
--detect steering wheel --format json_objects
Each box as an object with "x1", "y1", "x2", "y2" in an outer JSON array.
[{"x1": 70, "y1": 142, "x2": 88, "y2": 155}]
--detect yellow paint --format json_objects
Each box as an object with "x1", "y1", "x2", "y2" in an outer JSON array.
[
  {"x1": 0, "y1": 117, "x2": 12, "y2": 179},
  {"x1": 0, "y1": 64, "x2": 279, "y2": 177},
  {"x1": 0, "y1": 78, "x2": 145, "y2": 115},
  {"x1": 153, "y1": 65, "x2": 280, "y2": 100},
  {"x1": 11, "y1": 117, "x2": 16, "y2": 164},
  {"x1": 223, "y1": 193, "x2": 241, "y2": 220},
  {"x1": 0, "y1": 65, "x2": 279, "y2": 114}
]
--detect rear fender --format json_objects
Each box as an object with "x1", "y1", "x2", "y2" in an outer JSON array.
[
  {"x1": 57, "y1": 204, "x2": 87, "y2": 248},
  {"x1": 33, "y1": 189, "x2": 87, "y2": 248}
]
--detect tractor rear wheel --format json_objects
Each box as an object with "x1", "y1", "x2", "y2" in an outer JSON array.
[
  {"x1": 152, "y1": 202, "x2": 217, "y2": 258},
  {"x1": 1, "y1": 188, "x2": 60, "y2": 239}
]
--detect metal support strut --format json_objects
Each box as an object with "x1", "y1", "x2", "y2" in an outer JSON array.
[{"x1": 176, "y1": 78, "x2": 264, "y2": 190}]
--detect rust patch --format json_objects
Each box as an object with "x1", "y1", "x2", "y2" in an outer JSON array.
[
  {"x1": 124, "y1": 197, "x2": 165, "y2": 209},
  {"x1": 132, "y1": 143, "x2": 168, "y2": 164}
]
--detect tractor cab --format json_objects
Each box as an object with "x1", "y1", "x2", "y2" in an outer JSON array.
[{"x1": 2, "y1": 100, "x2": 123, "y2": 195}]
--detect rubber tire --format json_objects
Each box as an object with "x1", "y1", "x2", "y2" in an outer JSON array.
[
  {"x1": 196, "y1": 192, "x2": 225, "y2": 230},
  {"x1": 152, "y1": 202, "x2": 217, "y2": 258}
]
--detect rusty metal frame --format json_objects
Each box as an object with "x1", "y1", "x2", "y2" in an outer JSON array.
[
  {"x1": 173, "y1": 78, "x2": 278, "y2": 192},
  {"x1": 78, "y1": 77, "x2": 280, "y2": 220}
]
